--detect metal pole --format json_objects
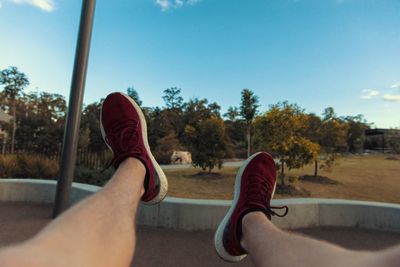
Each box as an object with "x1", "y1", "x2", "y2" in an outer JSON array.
[{"x1": 53, "y1": 0, "x2": 96, "y2": 217}]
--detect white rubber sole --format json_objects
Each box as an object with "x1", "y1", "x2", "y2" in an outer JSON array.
[
  {"x1": 100, "y1": 92, "x2": 168, "y2": 205},
  {"x1": 214, "y1": 152, "x2": 277, "y2": 262}
]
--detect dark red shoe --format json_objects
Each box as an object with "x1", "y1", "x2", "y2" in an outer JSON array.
[
  {"x1": 214, "y1": 152, "x2": 288, "y2": 262},
  {"x1": 100, "y1": 92, "x2": 168, "y2": 204}
]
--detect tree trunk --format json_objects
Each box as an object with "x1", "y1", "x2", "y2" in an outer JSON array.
[
  {"x1": 246, "y1": 128, "x2": 251, "y2": 158},
  {"x1": 11, "y1": 102, "x2": 16, "y2": 154},
  {"x1": 314, "y1": 159, "x2": 318, "y2": 177},
  {"x1": 280, "y1": 158, "x2": 285, "y2": 185},
  {"x1": 1, "y1": 138, "x2": 5, "y2": 155}
]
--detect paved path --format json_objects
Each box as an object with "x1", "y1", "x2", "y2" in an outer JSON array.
[
  {"x1": 161, "y1": 161, "x2": 244, "y2": 170},
  {"x1": 1, "y1": 202, "x2": 400, "y2": 267}
]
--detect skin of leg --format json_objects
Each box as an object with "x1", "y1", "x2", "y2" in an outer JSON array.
[
  {"x1": 0, "y1": 157, "x2": 145, "y2": 267},
  {"x1": 240, "y1": 212, "x2": 400, "y2": 267}
]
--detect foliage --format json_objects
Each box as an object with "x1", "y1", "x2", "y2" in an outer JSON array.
[
  {"x1": 319, "y1": 153, "x2": 336, "y2": 171},
  {"x1": 162, "y1": 87, "x2": 183, "y2": 109},
  {"x1": 126, "y1": 87, "x2": 142, "y2": 106},
  {"x1": 0, "y1": 66, "x2": 379, "y2": 177},
  {"x1": 0, "y1": 66, "x2": 30, "y2": 153},
  {"x1": 224, "y1": 106, "x2": 240, "y2": 121},
  {"x1": 240, "y1": 89, "x2": 259, "y2": 157},
  {"x1": 343, "y1": 115, "x2": 369, "y2": 152},
  {"x1": 285, "y1": 137, "x2": 319, "y2": 170},
  {"x1": 147, "y1": 106, "x2": 173, "y2": 150},
  {"x1": 73, "y1": 165, "x2": 114, "y2": 186},
  {"x1": 0, "y1": 67, "x2": 29, "y2": 100},
  {"x1": 0, "y1": 155, "x2": 19, "y2": 177},
  {"x1": 320, "y1": 107, "x2": 348, "y2": 152},
  {"x1": 0, "y1": 154, "x2": 58, "y2": 179},
  {"x1": 184, "y1": 117, "x2": 227, "y2": 172},
  {"x1": 81, "y1": 101, "x2": 106, "y2": 152},
  {"x1": 253, "y1": 102, "x2": 319, "y2": 184},
  {"x1": 240, "y1": 89, "x2": 259, "y2": 125},
  {"x1": 17, "y1": 92, "x2": 66, "y2": 154},
  {"x1": 153, "y1": 132, "x2": 182, "y2": 164}
]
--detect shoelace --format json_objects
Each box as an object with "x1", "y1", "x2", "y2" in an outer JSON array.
[
  {"x1": 102, "y1": 121, "x2": 142, "y2": 170},
  {"x1": 245, "y1": 174, "x2": 289, "y2": 218}
]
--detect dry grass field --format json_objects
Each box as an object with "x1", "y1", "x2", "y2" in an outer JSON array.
[{"x1": 164, "y1": 154, "x2": 400, "y2": 204}]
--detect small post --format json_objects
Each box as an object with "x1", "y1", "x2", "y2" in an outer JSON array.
[{"x1": 53, "y1": 0, "x2": 96, "y2": 217}]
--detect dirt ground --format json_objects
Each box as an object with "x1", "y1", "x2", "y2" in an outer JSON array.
[{"x1": 165, "y1": 154, "x2": 400, "y2": 204}]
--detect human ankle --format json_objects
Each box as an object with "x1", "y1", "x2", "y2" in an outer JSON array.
[
  {"x1": 240, "y1": 211, "x2": 270, "y2": 249},
  {"x1": 115, "y1": 157, "x2": 146, "y2": 194},
  {"x1": 120, "y1": 157, "x2": 146, "y2": 173}
]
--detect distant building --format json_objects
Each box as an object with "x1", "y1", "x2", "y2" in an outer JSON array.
[
  {"x1": 364, "y1": 128, "x2": 400, "y2": 152},
  {"x1": 171, "y1": 151, "x2": 192, "y2": 164}
]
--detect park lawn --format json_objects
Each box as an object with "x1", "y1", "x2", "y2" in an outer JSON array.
[{"x1": 164, "y1": 154, "x2": 400, "y2": 204}]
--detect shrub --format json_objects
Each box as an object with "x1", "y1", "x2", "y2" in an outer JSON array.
[
  {"x1": 184, "y1": 117, "x2": 227, "y2": 172},
  {"x1": 0, "y1": 155, "x2": 19, "y2": 177},
  {"x1": 0, "y1": 154, "x2": 58, "y2": 179},
  {"x1": 74, "y1": 165, "x2": 114, "y2": 186},
  {"x1": 0, "y1": 154, "x2": 114, "y2": 186},
  {"x1": 153, "y1": 132, "x2": 182, "y2": 164}
]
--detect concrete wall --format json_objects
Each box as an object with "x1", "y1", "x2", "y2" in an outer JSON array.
[{"x1": 1, "y1": 179, "x2": 400, "y2": 232}]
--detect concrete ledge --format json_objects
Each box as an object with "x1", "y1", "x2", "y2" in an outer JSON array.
[
  {"x1": 1, "y1": 179, "x2": 400, "y2": 231},
  {"x1": 0, "y1": 179, "x2": 98, "y2": 204}
]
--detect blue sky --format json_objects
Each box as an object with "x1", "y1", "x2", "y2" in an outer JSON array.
[{"x1": 0, "y1": 0, "x2": 399, "y2": 127}]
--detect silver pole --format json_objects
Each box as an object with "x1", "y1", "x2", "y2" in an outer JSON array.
[{"x1": 53, "y1": 0, "x2": 96, "y2": 217}]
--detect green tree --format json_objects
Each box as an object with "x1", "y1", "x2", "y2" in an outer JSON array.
[
  {"x1": 254, "y1": 102, "x2": 319, "y2": 184},
  {"x1": 0, "y1": 67, "x2": 29, "y2": 153},
  {"x1": 180, "y1": 98, "x2": 222, "y2": 143},
  {"x1": 314, "y1": 107, "x2": 348, "y2": 175},
  {"x1": 146, "y1": 107, "x2": 172, "y2": 150},
  {"x1": 240, "y1": 89, "x2": 259, "y2": 157},
  {"x1": 160, "y1": 87, "x2": 185, "y2": 142},
  {"x1": 224, "y1": 106, "x2": 240, "y2": 121},
  {"x1": 126, "y1": 87, "x2": 142, "y2": 106},
  {"x1": 224, "y1": 106, "x2": 246, "y2": 158},
  {"x1": 162, "y1": 87, "x2": 183, "y2": 109},
  {"x1": 184, "y1": 116, "x2": 227, "y2": 172},
  {"x1": 344, "y1": 115, "x2": 369, "y2": 152},
  {"x1": 320, "y1": 108, "x2": 348, "y2": 152},
  {"x1": 2, "y1": 91, "x2": 67, "y2": 155},
  {"x1": 304, "y1": 113, "x2": 323, "y2": 176},
  {"x1": 81, "y1": 101, "x2": 106, "y2": 152},
  {"x1": 153, "y1": 132, "x2": 182, "y2": 164}
]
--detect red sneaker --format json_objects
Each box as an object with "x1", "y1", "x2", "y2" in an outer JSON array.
[
  {"x1": 214, "y1": 152, "x2": 288, "y2": 262},
  {"x1": 100, "y1": 92, "x2": 168, "y2": 204}
]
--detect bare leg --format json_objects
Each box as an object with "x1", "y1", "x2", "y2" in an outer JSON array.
[
  {"x1": 241, "y1": 212, "x2": 400, "y2": 267},
  {"x1": 0, "y1": 157, "x2": 145, "y2": 267}
]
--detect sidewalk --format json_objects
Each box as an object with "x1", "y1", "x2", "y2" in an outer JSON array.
[{"x1": 161, "y1": 161, "x2": 244, "y2": 170}]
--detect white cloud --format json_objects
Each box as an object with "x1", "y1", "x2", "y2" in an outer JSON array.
[
  {"x1": 4, "y1": 0, "x2": 55, "y2": 12},
  {"x1": 155, "y1": 0, "x2": 200, "y2": 11},
  {"x1": 155, "y1": 0, "x2": 171, "y2": 11},
  {"x1": 383, "y1": 94, "x2": 400, "y2": 102},
  {"x1": 361, "y1": 89, "x2": 380, "y2": 99},
  {"x1": 390, "y1": 82, "x2": 400, "y2": 89}
]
